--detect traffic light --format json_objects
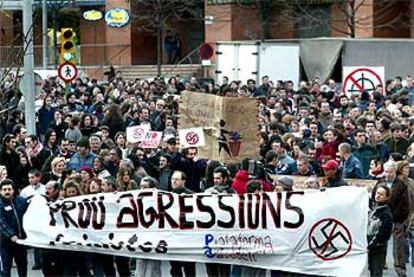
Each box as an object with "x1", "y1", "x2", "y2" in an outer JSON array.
[{"x1": 60, "y1": 28, "x2": 75, "y2": 64}]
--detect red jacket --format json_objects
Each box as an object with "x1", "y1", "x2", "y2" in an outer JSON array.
[
  {"x1": 232, "y1": 170, "x2": 249, "y2": 194},
  {"x1": 231, "y1": 170, "x2": 273, "y2": 194}
]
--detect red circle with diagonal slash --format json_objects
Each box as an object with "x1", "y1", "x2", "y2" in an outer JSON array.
[
  {"x1": 186, "y1": 132, "x2": 199, "y2": 145},
  {"x1": 133, "y1": 127, "x2": 145, "y2": 139},
  {"x1": 342, "y1": 67, "x2": 383, "y2": 94},
  {"x1": 308, "y1": 218, "x2": 352, "y2": 261}
]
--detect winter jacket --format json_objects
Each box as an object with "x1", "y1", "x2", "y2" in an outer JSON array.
[
  {"x1": 367, "y1": 204, "x2": 393, "y2": 250},
  {"x1": 171, "y1": 153, "x2": 207, "y2": 193},
  {"x1": 0, "y1": 195, "x2": 28, "y2": 241},
  {"x1": 68, "y1": 151, "x2": 96, "y2": 172},
  {"x1": 341, "y1": 154, "x2": 364, "y2": 179},
  {"x1": 231, "y1": 170, "x2": 249, "y2": 194},
  {"x1": 352, "y1": 144, "x2": 377, "y2": 178},
  {"x1": 384, "y1": 137, "x2": 410, "y2": 156},
  {"x1": 388, "y1": 177, "x2": 410, "y2": 224},
  {"x1": 38, "y1": 106, "x2": 56, "y2": 134},
  {"x1": 326, "y1": 174, "x2": 348, "y2": 188}
]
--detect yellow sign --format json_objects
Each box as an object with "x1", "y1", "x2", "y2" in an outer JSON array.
[
  {"x1": 83, "y1": 10, "x2": 103, "y2": 21},
  {"x1": 105, "y1": 8, "x2": 130, "y2": 28}
]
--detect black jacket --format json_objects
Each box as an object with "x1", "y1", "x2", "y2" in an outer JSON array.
[
  {"x1": 367, "y1": 204, "x2": 393, "y2": 250},
  {"x1": 0, "y1": 195, "x2": 28, "y2": 241}
]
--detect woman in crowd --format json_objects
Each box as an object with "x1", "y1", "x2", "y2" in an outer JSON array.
[
  {"x1": 48, "y1": 110, "x2": 68, "y2": 142},
  {"x1": 79, "y1": 166, "x2": 95, "y2": 194},
  {"x1": 42, "y1": 157, "x2": 66, "y2": 184},
  {"x1": 116, "y1": 166, "x2": 138, "y2": 191},
  {"x1": 80, "y1": 114, "x2": 97, "y2": 138}
]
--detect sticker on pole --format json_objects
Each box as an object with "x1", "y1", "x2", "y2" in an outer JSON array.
[
  {"x1": 179, "y1": 127, "x2": 205, "y2": 148},
  {"x1": 308, "y1": 218, "x2": 352, "y2": 261},
  {"x1": 126, "y1": 124, "x2": 150, "y2": 143},
  {"x1": 58, "y1": 62, "x2": 78, "y2": 83},
  {"x1": 342, "y1": 66, "x2": 384, "y2": 97}
]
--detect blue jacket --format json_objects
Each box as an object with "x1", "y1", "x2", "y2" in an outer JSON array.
[
  {"x1": 38, "y1": 106, "x2": 56, "y2": 134},
  {"x1": 275, "y1": 154, "x2": 297, "y2": 175},
  {"x1": 68, "y1": 151, "x2": 96, "y2": 172},
  {"x1": 341, "y1": 154, "x2": 364, "y2": 179},
  {"x1": 0, "y1": 196, "x2": 28, "y2": 241}
]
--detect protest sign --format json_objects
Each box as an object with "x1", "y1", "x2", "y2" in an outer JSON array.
[
  {"x1": 179, "y1": 91, "x2": 259, "y2": 162},
  {"x1": 342, "y1": 66, "x2": 385, "y2": 97},
  {"x1": 126, "y1": 124, "x2": 150, "y2": 143},
  {"x1": 142, "y1": 131, "x2": 162, "y2": 148},
  {"x1": 271, "y1": 175, "x2": 377, "y2": 189},
  {"x1": 178, "y1": 127, "x2": 206, "y2": 148},
  {"x1": 21, "y1": 187, "x2": 368, "y2": 276}
]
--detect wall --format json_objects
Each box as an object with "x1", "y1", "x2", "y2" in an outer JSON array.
[
  {"x1": 79, "y1": 7, "x2": 107, "y2": 66},
  {"x1": 104, "y1": 0, "x2": 131, "y2": 65}
]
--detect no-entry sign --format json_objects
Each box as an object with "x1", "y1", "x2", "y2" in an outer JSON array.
[{"x1": 342, "y1": 66, "x2": 384, "y2": 97}]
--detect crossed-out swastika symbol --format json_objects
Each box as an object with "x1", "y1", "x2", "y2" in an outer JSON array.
[
  {"x1": 308, "y1": 218, "x2": 352, "y2": 261},
  {"x1": 186, "y1": 132, "x2": 199, "y2": 145}
]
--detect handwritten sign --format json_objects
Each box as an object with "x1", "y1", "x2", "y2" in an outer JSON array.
[
  {"x1": 126, "y1": 124, "x2": 150, "y2": 143},
  {"x1": 141, "y1": 131, "x2": 162, "y2": 149},
  {"x1": 179, "y1": 91, "x2": 259, "y2": 162}
]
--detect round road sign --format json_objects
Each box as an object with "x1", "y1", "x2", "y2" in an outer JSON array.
[
  {"x1": 198, "y1": 43, "x2": 214, "y2": 60},
  {"x1": 58, "y1": 62, "x2": 78, "y2": 83}
]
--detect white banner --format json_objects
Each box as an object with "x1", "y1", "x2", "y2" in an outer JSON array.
[
  {"x1": 179, "y1": 127, "x2": 206, "y2": 148},
  {"x1": 126, "y1": 124, "x2": 150, "y2": 143},
  {"x1": 21, "y1": 187, "x2": 368, "y2": 276}
]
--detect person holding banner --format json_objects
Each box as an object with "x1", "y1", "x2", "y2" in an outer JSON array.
[
  {"x1": 170, "y1": 170, "x2": 196, "y2": 276},
  {"x1": 0, "y1": 179, "x2": 28, "y2": 277}
]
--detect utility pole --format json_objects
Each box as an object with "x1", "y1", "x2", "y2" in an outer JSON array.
[
  {"x1": 23, "y1": 0, "x2": 36, "y2": 135},
  {"x1": 42, "y1": 0, "x2": 48, "y2": 69}
]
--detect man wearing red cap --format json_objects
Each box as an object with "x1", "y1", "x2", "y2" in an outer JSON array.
[{"x1": 322, "y1": 160, "x2": 348, "y2": 188}]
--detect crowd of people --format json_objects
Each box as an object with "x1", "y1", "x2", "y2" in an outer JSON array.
[{"x1": 0, "y1": 69, "x2": 414, "y2": 277}]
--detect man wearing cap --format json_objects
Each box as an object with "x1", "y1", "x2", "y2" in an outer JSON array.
[
  {"x1": 67, "y1": 137, "x2": 96, "y2": 172},
  {"x1": 322, "y1": 160, "x2": 348, "y2": 188}
]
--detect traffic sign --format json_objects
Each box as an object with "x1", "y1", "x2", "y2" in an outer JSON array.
[
  {"x1": 58, "y1": 62, "x2": 78, "y2": 83},
  {"x1": 199, "y1": 43, "x2": 214, "y2": 60},
  {"x1": 342, "y1": 66, "x2": 384, "y2": 97}
]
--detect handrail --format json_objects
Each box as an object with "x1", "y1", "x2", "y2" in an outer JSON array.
[{"x1": 166, "y1": 44, "x2": 203, "y2": 75}]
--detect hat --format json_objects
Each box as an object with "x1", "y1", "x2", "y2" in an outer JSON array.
[
  {"x1": 163, "y1": 134, "x2": 176, "y2": 144},
  {"x1": 79, "y1": 166, "x2": 95, "y2": 178},
  {"x1": 99, "y1": 125, "x2": 110, "y2": 131},
  {"x1": 278, "y1": 177, "x2": 294, "y2": 190},
  {"x1": 322, "y1": 160, "x2": 339, "y2": 170}
]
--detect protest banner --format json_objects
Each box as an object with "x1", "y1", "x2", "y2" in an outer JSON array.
[
  {"x1": 126, "y1": 124, "x2": 150, "y2": 143},
  {"x1": 178, "y1": 127, "x2": 206, "y2": 148},
  {"x1": 21, "y1": 187, "x2": 368, "y2": 276},
  {"x1": 142, "y1": 131, "x2": 162, "y2": 149},
  {"x1": 179, "y1": 91, "x2": 259, "y2": 162}
]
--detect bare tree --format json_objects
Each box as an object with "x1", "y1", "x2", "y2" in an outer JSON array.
[
  {"x1": 229, "y1": 0, "x2": 410, "y2": 39},
  {"x1": 130, "y1": 0, "x2": 204, "y2": 76},
  {"x1": 292, "y1": 0, "x2": 409, "y2": 38}
]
